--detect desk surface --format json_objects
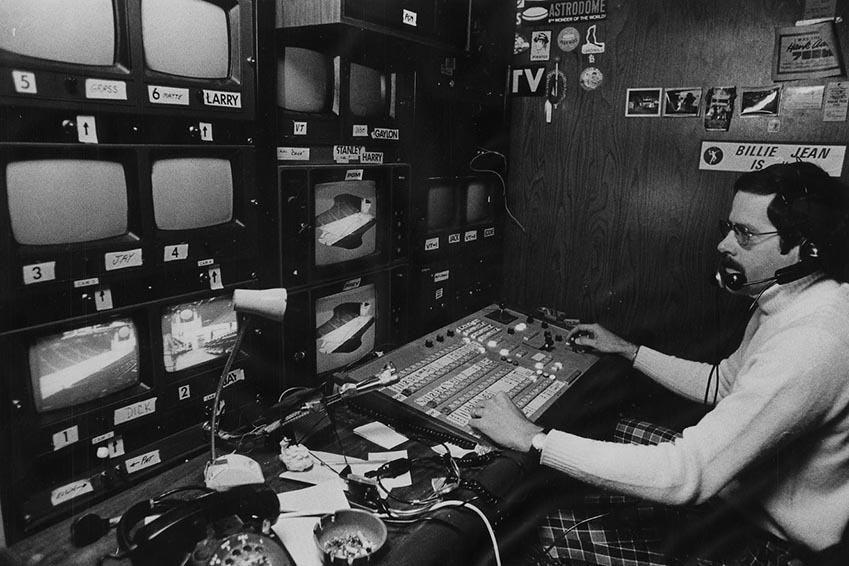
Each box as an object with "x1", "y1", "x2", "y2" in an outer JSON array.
[{"x1": 8, "y1": 355, "x2": 630, "y2": 566}]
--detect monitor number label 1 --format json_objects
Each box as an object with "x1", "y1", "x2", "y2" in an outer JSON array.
[
  {"x1": 53, "y1": 425, "x2": 80, "y2": 451},
  {"x1": 23, "y1": 261, "x2": 56, "y2": 285}
]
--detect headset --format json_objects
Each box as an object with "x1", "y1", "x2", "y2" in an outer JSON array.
[
  {"x1": 715, "y1": 238, "x2": 820, "y2": 291},
  {"x1": 107, "y1": 484, "x2": 281, "y2": 566}
]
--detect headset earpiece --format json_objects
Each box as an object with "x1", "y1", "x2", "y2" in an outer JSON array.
[{"x1": 799, "y1": 238, "x2": 819, "y2": 262}]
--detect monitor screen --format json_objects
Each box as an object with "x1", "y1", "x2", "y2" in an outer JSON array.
[
  {"x1": 314, "y1": 180, "x2": 377, "y2": 267},
  {"x1": 426, "y1": 182, "x2": 456, "y2": 230},
  {"x1": 465, "y1": 179, "x2": 494, "y2": 225},
  {"x1": 141, "y1": 0, "x2": 231, "y2": 79},
  {"x1": 151, "y1": 157, "x2": 234, "y2": 230},
  {"x1": 0, "y1": 0, "x2": 116, "y2": 66},
  {"x1": 29, "y1": 319, "x2": 140, "y2": 413},
  {"x1": 6, "y1": 159, "x2": 128, "y2": 246},
  {"x1": 277, "y1": 47, "x2": 335, "y2": 114},
  {"x1": 162, "y1": 295, "x2": 238, "y2": 372},
  {"x1": 348, "y1": 62, "x2": 387, "y2": 118},
  {"x1": 315, "y1": 284, "x2": 377, "y2": 374}
]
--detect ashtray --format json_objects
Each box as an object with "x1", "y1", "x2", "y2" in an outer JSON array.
[{"x1": 313, "y1": 509, "x2": 387, "y2": 565}]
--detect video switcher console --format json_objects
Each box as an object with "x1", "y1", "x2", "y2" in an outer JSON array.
[{"x1": 343, "y1": 304, "x2": 600, "y2": 446}]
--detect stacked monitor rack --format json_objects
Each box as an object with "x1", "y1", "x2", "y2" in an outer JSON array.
[{"x1": 0, "y1": 0, "x2": 280, "y2": 545}]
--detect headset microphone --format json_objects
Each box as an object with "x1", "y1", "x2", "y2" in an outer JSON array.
[{"x1": 715, "y1": 260, "x2": 818, "y2": 291}]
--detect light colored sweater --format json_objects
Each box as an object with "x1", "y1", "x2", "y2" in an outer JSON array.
[{"x1": 539, "y1": 274, "x2": 849, "y2": 551}]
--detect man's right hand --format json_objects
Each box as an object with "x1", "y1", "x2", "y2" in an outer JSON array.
[{"x1": 566, "y1": 323, "x2": 638, "y2": 360}]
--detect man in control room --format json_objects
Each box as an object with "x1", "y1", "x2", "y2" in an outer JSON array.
[{"x1": 469, "y1": 161, "x2": 849, "y2": 566}]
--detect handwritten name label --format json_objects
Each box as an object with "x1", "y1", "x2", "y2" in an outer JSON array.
[
  {"x1": 104, "y1": 249, "x2": 143, "y2": 271},
  {"x1": 148, "y1": 85, "x2": 189, "y2": 105},
  {"x1": 114, "y1": 398, "x2": 157, "y2": 426},
  {"x1": 125, "y1": 450, "x2": 162, "y2": 474},
  {"x1": 85, "y1": 79, "x2": 127, "y2": 100},
  {"x1": 278, "y1": 147, "x2": 310, "y2": 161},
  {"x1": 51, "y1": 479, "x2": 94, "y2": 507}
]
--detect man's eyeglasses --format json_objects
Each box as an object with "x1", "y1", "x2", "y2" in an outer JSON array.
[{"x1": 719, "y1": 220, "x2": 779, "y2": 247}]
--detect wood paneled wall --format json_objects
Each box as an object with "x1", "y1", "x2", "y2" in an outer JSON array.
[{"x1": 502, "y1": 0, "x2": 849, "y2": 358}]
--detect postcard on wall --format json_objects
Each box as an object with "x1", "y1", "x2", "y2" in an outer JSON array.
[
  {"x1": 781, "y1": 85, "x2": 825, "y2": 111},
  {"x1": 704, "y1": 87, "x2": 736, "y2": 131},
  {"x1": 773, "y1": 21, "x2": 844, "y2": 81},
  {"x1": 625, "y1": 88, "x2": 662, "y2": 117},
  {"x1": 741, "y1": 86, "x2": 782, "y2": 116},
  {"x1": 530, "y1": 30, "x2": 552, "y2": 61},
  {"x1": 663, "y1": 87, "x2": 702, "y2": 117},
  {"x1": 823, "y1": 81, "x2": 849, "y2": 122}
]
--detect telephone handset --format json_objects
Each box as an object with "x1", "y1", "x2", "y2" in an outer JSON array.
[{"x1": 113, "y1": 484, "x2": 283, "y2": 566}]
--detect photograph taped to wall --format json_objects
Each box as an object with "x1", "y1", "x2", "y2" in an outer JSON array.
[
  {"x1": 625, "y1": 88, "x2": 662, "y2": 117},
  {"x1": 704, "y1": 86, "x2": 736, "y2": 131},
  {"x1": 663, "y1": 87, "x2": 702, "y2": 117},
  {"x1": 741, "y1": 86, "x2": 781, "y2": 116}
]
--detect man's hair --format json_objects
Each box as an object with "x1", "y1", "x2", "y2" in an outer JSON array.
[{"x1": 734, "y1": 161, "x2": 849, "y2": 282}]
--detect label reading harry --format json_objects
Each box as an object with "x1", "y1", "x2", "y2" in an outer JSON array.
[
  {"x1": 85, "y1": 78, "x2": 127, "y2": 100},
  {"x1": 23, "y1": 261, "x2": 56, "y2": 285},
  {"x1": 125, "y1": 450, "x2": 162, "y2": 474},
  {"x1": 345, "y1": 169, "x2": 364, "y2": 181},
  {"x1": 371, "y1": 128, "x2": 399, "y2": 140},
  {"x1": 352, "y1": 124, "x2": 369, "y2": 137},
  {"x1": 203, "y1": 90, "x2": 241, "y2": 108},
  {"x1": 104, "y1": 249, "x2": 143, "y2": 271},
  {"x1": 361, "y1": 151, "x2": 384, "y2": 164},
  {"x1": 113, "y1": 397, "x2": 157, "y2": 426},
  {"x1": 51, "y1": 479, "x2": 94, "y2": 507},
  {"x1": 148, "y1": 85, "x2": 190, "y2": 105},
  {"x1": 464, "y1": 230, "x2": 478, "y2": 242}
]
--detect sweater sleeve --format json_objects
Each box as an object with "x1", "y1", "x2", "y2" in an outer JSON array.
[
  {"x1": 541, "y1": 323, "x2": 848, "y2": 505},
  {"x1": 633, "y1": 346, "x2": 722, "y2": 403}
]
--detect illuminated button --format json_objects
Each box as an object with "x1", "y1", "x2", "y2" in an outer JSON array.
[
  {"x1": 514, "y1": 323, "x2": 527, "y2": 332},
  {"x1": 553, "y1": 362, "x2": 564, "y2": 371},
  {"x1": 499, "y1": 348, "x2": 510, "y2": 357},
  {"x1": 96, "y1": 446, "x2": 109, "y2": 459},
  {"x1": 536, "y1": 369, "x2": 543, "y2": 375},
  {"x1": 534, "y1": 362, "x2": 545, "y2": 370},
  {"x1": 463, "y1": 337, "x2": 471, "y2": 344},
  {"x1": 487, "y1": 340, "x2": 498, "y2": 348}
]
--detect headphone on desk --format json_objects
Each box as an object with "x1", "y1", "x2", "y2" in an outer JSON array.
[{"x1": 109, "y1": 484, "x2": 282, "y2": 566}]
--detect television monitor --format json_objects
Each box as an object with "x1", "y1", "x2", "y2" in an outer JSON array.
[
  {"x1": 144, "y1": 146, "x2": 258, "y2": 281},
  {"x1": 29, "y1": 318, "x2": 140, "y2": 414},
  {"x1": 0, "y1": 0, "x2": 134, "y2": 110},
  {"x1": 161, "y1": 294, "x2": 238, "y2": 373},
  {"x1": 464, "y1": 177, "x2": 496, "y2": 226},
  {"x1": 132, "y1": 0, "x2": 256, "y2": 118},
  {"x1": 283, "y1": 267, "x2": 409, "y2": 384},
  {"x1": 426, "y1": 179, "x2": 460, "y2": 231},
  {"x1": 0, "y1": 146, "x2": 144, "y2": 303},
  {"x1": 412, "y1": 176, "x2": 461, "y2": 261},
  {"x1": 278, "y1": 164, "x2": 410, "y2": 287},
  {"x1": 342, "y1": 59, "x2": 412, "y2": 144},
  {"x1": 276, "y1": 45, "x2": 340, "y2": 143}
]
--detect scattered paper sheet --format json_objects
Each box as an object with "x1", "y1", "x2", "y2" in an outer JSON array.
[{"x1": 353, "y1": 421, "x2": 408, "y2": 449}]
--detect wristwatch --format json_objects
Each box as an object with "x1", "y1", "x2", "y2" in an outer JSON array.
[{"x1": 529, "y1": 429, "x2": 550, "y2": 458}]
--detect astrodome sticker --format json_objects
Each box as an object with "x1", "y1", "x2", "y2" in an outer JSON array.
[
  {"x1": 699, "y1": 141, "x2": 845, "y2": 176},
  {"x1": 548, "y1": 0, "x2": 608, "y2": 23}
]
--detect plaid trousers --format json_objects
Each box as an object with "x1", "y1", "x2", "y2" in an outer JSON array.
[{"x1": 528, "y1": 419, "x2": 801, "y2": 566}]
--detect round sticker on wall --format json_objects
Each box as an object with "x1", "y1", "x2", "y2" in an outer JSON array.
[
  {"x1": 579, "y1": 67, "x2": 604, "y2": 90},
  {"x1": 557, "y1": 27, "x2": 580, "y2": 52}
]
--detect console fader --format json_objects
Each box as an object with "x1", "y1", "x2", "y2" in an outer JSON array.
[{"x1": 343, "y1": 304, "x2": 600, "y2": 446}]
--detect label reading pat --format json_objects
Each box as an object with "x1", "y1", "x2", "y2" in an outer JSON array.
[
  {"x1": 203, "y1": 90, "x2": 241, "y2": 108},
  {"x1": 114, "y1": 398, "x2": 157, "y2": 426},
  {"x1": 51, "y1": 479, "x2": 94, "y2": 507},
  {"x1": 125, "y1": 450, "x2": 162, "y2": 474},
  {"x1": 104, "y1": 249, "x2": 143, "y2": 271}
]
